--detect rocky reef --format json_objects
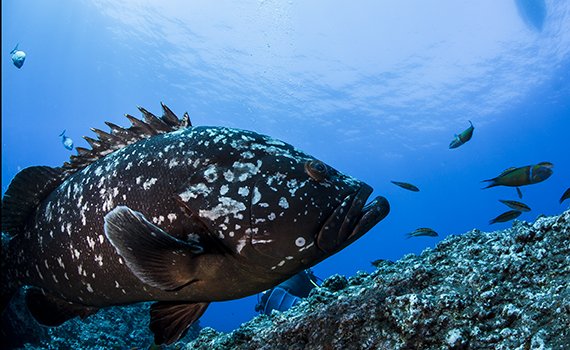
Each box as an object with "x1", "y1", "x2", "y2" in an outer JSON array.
[
  {"x1": 3, "y1": 210, "x2": 569, "y2": 349},
  {"x1": 186, "y1": 209, "x2": 570, "y2": 350}
]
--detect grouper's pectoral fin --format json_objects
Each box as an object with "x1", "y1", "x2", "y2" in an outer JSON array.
[
  {"x1": 25, "y1": 287, "x2": 99, "y2": 326},
  {"x1": 104, "y1": 206, "x2": 204, "y2": 291},
  {"x1": 150, "y1": 301, "x2": 210, "y2": 346}
]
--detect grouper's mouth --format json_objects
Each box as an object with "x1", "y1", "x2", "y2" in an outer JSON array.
[{"x1": 316, "y1": 184, "x2": 390, "y2": 254}]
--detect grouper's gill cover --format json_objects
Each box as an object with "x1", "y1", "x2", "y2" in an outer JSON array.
[{"x1": 1, "y1": 104, "x2": 390, "y2": 346}]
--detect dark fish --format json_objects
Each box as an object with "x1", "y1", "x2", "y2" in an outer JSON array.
[
  {"x1": 1, "y1": 104, "x2": 390, "y2": 346},
  {"x1": 481, "y1": 163, "x2": 553, "y2": 189},
  {"x1": 391, "y1": 181, "x2": 419, "y2": 192},
  {"x1": 449, "y1": 120, "x2": 474, "y2": 149},
  {"x1": 489, "y1": 210, "x2": 522, "y2": 225},
  {"x1": 10, "y1": 43, "x2": 26, "y2": 69},
  {"x1": 59, "y1": 130, "x2": 74, "y2": 150},
  {"x1": 516, "y1": 187, "x2": 523, "y2": 199},
  {"x1": 370, "y1": 259, "x2": 394, "y2": 268},
  {"x1": 560, "y1": 188, "x2": 570, "y2": 204},
  {"x1": 405, "y1": 228, "x2": 438, "y2": 239},
  {"x1": 498, "y1": 199, "x2": 531, "y2": 212}
]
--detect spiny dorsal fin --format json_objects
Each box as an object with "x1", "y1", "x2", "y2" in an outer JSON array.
[
  {"x1": 1, "y1": 166, "x2": 66, "y2": 237},
  {"x1": 1, "y1": 104, "x2": 190, "y2": 238},
  {"x1": 61, "y1": 103, "x2": 190, "y2": 175}
]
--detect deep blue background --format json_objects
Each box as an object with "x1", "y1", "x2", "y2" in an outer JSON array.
[{"x1": 2, "y1": 0, "x2": 569, "y2": 333}]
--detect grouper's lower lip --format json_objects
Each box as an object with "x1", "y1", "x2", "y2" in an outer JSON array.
[{"x1": 317, "y1": 185, "x2": 390, "y2": 254}]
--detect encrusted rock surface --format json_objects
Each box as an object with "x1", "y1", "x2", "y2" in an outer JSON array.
[{"x1": 185, "y1": 210, "x2": 570, "y2": 350}]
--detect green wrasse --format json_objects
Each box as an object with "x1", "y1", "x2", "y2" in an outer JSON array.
[
  {"x1": 391, "y1": 181, "x2": 419, "y2": 192},
  {"x1": 449, "y1": 120, "x2": 474, "y2": 149},
  {"x1": 481, "y1": 163, "x2": 553, "y2": 189},
  {"x1": 489, "y1": 210, "x2": 522, "y2": 225},
  {"x1": 405, "y1": 228, "x2": 438, "y2": 239},
  {"x1": 498, "y1": 199, "x2": 531, "y2": 212},
  {"x1": 560, "y1": 188, "x2": 570, "y2": 204}
]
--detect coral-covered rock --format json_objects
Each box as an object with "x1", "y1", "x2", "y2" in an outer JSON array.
[{"x1": 185, "y1": 210, "x2": 570, "y2": 349}]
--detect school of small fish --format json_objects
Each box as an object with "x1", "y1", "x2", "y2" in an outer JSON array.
[{"x1": 393, "y1": 120, "x2": 566, "y2": 239}]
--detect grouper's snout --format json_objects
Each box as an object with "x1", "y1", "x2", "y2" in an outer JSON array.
[{"x1": 317, "y1": 184, "x2": 389, "y2": 253}]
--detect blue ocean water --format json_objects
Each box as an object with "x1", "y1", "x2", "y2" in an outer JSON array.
[{"x1": 2, "y1": 0, "x2": 569, "y2": 337}]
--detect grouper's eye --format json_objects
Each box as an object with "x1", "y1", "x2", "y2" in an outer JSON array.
[{"x1": 305, "y1": 160, "x2": 328, "y2": 181}]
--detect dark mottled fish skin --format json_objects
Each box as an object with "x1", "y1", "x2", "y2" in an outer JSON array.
[
  {"x1": 498, "y1": 199, "x2": 531, "y2": 212},
  {"x1": 489, "y1": 210, "x2": 522, "y2": 225},
  {"x1": 1, "y1": 106, "x2": 389, "y2": 345},
  {"x1": 390, "y1": 181, "x2": 419, "y2": 192}
]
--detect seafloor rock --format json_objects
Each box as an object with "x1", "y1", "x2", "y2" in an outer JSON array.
[{"x1": 185, "y1": 210, "x2": 570, "y2": 350}]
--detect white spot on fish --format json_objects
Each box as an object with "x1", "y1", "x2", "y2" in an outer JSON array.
[
  {"x1": 169, "y1": 159, "x2": 179, "y2": 168},
  {"x1": 204, "y1": 166, "x2": 218, "y2": 183},
  {"x1": 87, "y1": 236, "x2": 96, "y2": 250},
  {"x1": 268, "y1": 212, "x2": 276, "y2": 220},
  {"x1": 238, "y1": 187, "x2": 249, "y2": 197},
  {"x1": 252, "y1": 239, "x2": 274, "y2": 244},
  {"x1": 252, "y1": 188, "x2": 261, "y2": 205},
  {"x1": 168, "y1": 213, "x2": 177, "y2": 223},
  {"x1": 95, "y1": 254, "x2": 103, "y2": 266},
  {"x1": 236, "y1": 237, "x2": 247, "y2": 253},
  {"x1": 220, "y1": 185, "x2": 229, "y2": 195},
  {"x1": 179, "y1": 183, "x2": 211, "y2": 201},
  {"x1": 279, "y1": 197, "x2": 289, "y2": 209},
  {"x1": 295, "y1": 237, "x2": 306, "y2": 247},
  {"x1": 199, "y1": 197, "x2": 246, "y2": 221},
  {"x1": 86, "y1": 283, "x2": 94, "y2": 293},
  {"x1": 143, "y1": 178, "x2": 157, "y2": 190},
  {"x1": 35, "y1": 265, "x2": 44, "y2": 279}
]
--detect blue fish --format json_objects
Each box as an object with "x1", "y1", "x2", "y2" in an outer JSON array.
[
  {"x1": 59, "y1": 130, "x2": 74, "y2": 150},
  {"x1": 10, "y1": 44, "x2": 26, "y2": 69}
]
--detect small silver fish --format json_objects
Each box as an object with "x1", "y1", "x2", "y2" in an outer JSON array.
[
  {"x1": 59, "y1": 130, "x2": 74, "y2": 150},
  {"x1": 498, "y1": 199, "x2": 531, "y2": 212},
  {"x1": 10, "y1": 44, "x2": 26, "y2": 69},
  {"x1": 405, "y1": 228, "x2": 438, "y2": 239},
  {"x1": 489, "y1": 210, "x2": 522, "y2": 225}
]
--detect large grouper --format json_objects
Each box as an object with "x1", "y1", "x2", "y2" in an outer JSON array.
[{"x1": 1, "y1": 104, "x2": 389, "y2": 345}]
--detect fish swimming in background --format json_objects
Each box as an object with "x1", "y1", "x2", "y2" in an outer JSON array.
[
  {"x1": 498, "y1": 199, "x2": 531, "y2": 212},
  {"x1": 489, "y1": 210, "x2": 522, "y2": 225},
  {"x1": 1, "y1": 104, "x2": 390, "y2": 346},
  {"x1": 481, "y1": 163, "x2": 553, "y2": 189},
  {"x1": 537, "y1": 161, "x2": 554, "y2": 168},
  {"x1": 59, "y1": 130, "x2": 74, "y2": 150},
  {"x1": 10, "y1": 43, "x2": 26, "y2": 69},
  {"x1": 449, "y1": 120, "x2": 474, "y2": 149},
  {"x1": 405, "y1": 228, "x2": 438, "y2": 239},
  {"x1": 390, "y1": 181, "x2": 419, "y2": 192},
  {"x1": 370, "y1": 259, "x2": 394, "y2": 268},
  {"x1": 516, "y1": 187, "x2": 523, "y2": 199},
  {"x1": 560, "y1": 188, "x2": 570, "y2": 204}
]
